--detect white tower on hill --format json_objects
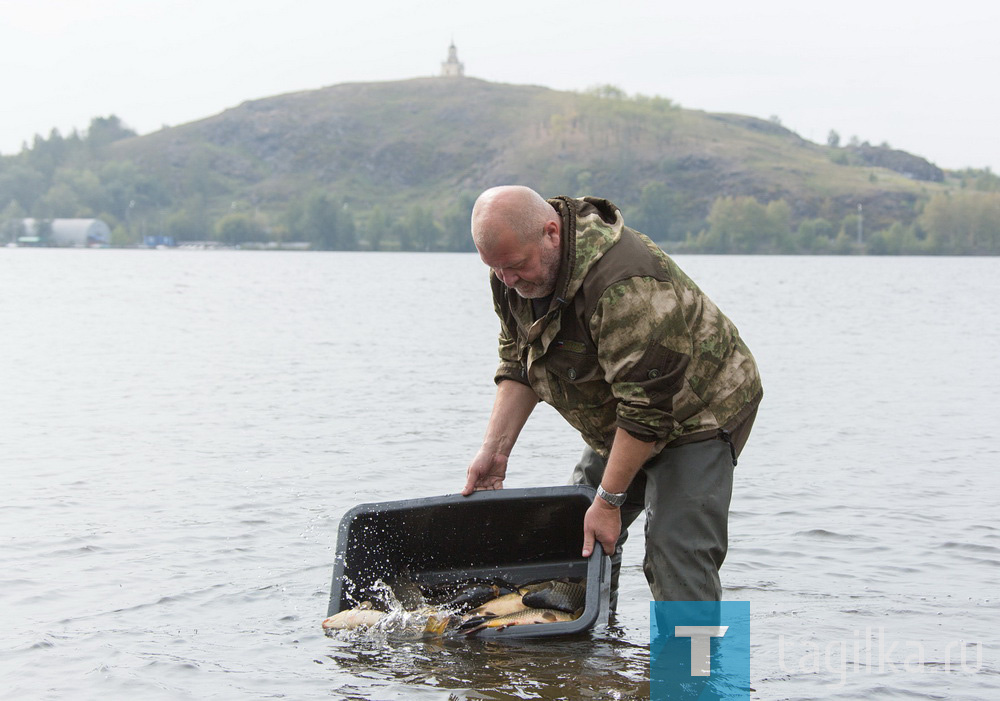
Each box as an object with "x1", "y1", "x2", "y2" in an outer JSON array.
[{"x1": 440, "y1": 41, "x2": 464, "y2": 77}]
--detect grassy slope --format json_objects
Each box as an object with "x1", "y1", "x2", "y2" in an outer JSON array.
[{"x1": 111, "y1": 77, "x2": 947, "y2": 233}]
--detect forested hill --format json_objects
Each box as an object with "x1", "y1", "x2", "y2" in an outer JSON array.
[{"x1": 2, "y1": 77, "x2": 998, "y2": 253}]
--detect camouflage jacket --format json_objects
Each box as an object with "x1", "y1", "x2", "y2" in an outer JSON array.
[{"x1": 492, "y1": 196, "x2": 762, "y2": 458}]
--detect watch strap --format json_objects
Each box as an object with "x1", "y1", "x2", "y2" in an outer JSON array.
[{"x1": 596, "y1": 484, "x2": 627, "y2": 507}]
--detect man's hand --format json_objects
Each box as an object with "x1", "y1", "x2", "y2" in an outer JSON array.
[
  {"x1": 461, "y1": 380, "x2": 538, "y2": 497},
  {"x1": 462, "y1": 449, "x2": 509, "y2": 495},
  {"x1": 582, "y1": 498, "x2": 622, "y2": 557}
]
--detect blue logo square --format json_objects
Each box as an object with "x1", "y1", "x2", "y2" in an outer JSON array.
[{"x1": 650, "y1": 601, "x2": 750, "y2": 700}]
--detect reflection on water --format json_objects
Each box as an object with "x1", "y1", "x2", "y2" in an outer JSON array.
[{"x1": 323, "y1": 628, "x2": 649, "y2": 701}]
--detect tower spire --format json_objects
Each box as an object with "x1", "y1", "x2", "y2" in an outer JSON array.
[{"x1": 440, "y1": 40, "x2": 464, "y2": 78}]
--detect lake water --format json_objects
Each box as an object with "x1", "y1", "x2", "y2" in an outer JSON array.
[{"x1": 1, "y1": 249, "x2": 997, "y2": 700}]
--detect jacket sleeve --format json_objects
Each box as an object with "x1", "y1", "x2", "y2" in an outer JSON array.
[{"x1": 588, "y1": 276, "x2": 692, "y2": 441}]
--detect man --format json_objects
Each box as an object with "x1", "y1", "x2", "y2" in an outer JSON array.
[{"x1": 462, "y1": 185, "x2": 762, "y2": 606}]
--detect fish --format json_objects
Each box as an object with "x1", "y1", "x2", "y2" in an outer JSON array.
[
  {"x1": 464, "y1": 579, "x2": 582, "y2": 618},
  {"x1": 422, "y1": 611, "x2": 457, "y2": 636},
  {"x1": 446, "y1": 583, "x2": 516, "y2": 612},
  {"x1": 521, "y1": 580, "x2": 586, "y2": 613},
  {"x1": 467, "y1": 588, "x2": 533, "y2": 617},
  {"x1": 458, "y1": 607, "x2": 581, "y2": 635},
  {"x1": 322, "y1": 602, "x2": 461, "y2": 637},
  {"x1": 387, "y1": 574, "x2": 427, "y2": 610},
  {"x1": 321, "y1": 602, "x2": 386, "y2": 630}
]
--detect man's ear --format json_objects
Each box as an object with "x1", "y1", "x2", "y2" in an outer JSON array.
[{"x1": 543, "y1": 221, "x2": 560, "y2": 247}]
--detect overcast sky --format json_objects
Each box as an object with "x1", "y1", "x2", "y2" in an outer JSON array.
[{"x1": 3, "y1": 0, "x2": 998, "y2": 172}]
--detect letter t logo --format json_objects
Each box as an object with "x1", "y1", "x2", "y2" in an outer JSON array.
[{"x1": 674, "y1": 626, "x2": 729, "y2": 676}]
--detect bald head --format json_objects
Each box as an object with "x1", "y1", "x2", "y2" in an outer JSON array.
[{"x1": 471, "y1": 186, "x2": 559, "y2": 253}]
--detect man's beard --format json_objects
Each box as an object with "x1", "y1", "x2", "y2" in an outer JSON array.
[{"x1": 513, "y1": 245, "x2": 561, "y2": 299}]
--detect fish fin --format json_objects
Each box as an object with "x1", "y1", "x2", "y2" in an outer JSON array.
[{"x1": 541, "y1": 611, "x2": 558, "y2": 622}]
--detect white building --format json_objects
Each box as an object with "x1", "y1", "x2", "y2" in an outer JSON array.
[
  {"x1": 22, "y1": 218, "x2": 112, "y2": 246},
  {"x1": 440, "y1": 42, "x2": 464, "y2": 77}
]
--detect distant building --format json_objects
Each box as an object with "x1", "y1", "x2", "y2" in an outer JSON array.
[
  {"x1": 22, "y1": 218, "x2": 112, "y2": 247},
  {"x1": 440, "y1": 41, "x2": 464, "y2": 77},
  {"x1": 143, "y1": 235, "x2": 176, "y2": 248}
]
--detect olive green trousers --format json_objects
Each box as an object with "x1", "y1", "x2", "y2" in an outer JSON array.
[{"x1": 571, "y1": 417, "x2": 754, "y2": 606}]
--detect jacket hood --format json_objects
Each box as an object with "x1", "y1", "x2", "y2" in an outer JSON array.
[{"x1": 548, "y1": 196, "x2": 625, "y2": 305}]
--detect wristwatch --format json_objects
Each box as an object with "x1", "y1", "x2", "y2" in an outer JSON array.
[{"x1": 596, "y1": 485, "x2": 628, "y2": 508}]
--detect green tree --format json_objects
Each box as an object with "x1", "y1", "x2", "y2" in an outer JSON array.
[
  {"x1": 827, "y1": 130, "x2": 841, "y2": 148},
  {"x1": 0, "y1": 163, "x2": 47, "y2": 213},
  {"x1": 288, "y1": 191, "x2": 355, "y2": 250},
  {"x1": 440, "y1": 193, "x2": 476, "y2": 251},
  {"x1": 586, "y1": 84, "x2": 627, "y2": 100},
  {"x1": 920, "y1": 191, "x2": 1000, "y2": 254},
  {"x1": 832, "y1": 229, "x2": 855, "y2": 254},
  {"x1": 795, "y1": 218, "x2": 835, "y2": 253},
  {"x1": 164, "y1": 206, "x2": 210, "y2": 242},
  {"x1": 401, "y1": 205, "x2": 441, "y2": 251},
  {"x1": 630, "y1": 181, "x2": 673, "y2": 240},
  {"x1": 364, "y1": 206, "x2": 392, "y2": 251},
  {"x1": 392, "y1": 217, "x2": 413, "y2": 251},
  {"x1": 838, "y1": 214, "x2": 862, "y2": 251},
  {"x1": 698, "y1": 195, "x2": 790, "y2": 253},
  {"x1": 1, "y1": 200, "x2": 27, "y2": 243},
  {"x1": 110, "y1": 223, "x2": 136, "y2": 247},
  {"x1": 98, "y1": 161, "x2": 169, "y2": 234},
  {"x1": 867, "y1": 222, "x2": 922, "y2": 255},
  {"x1": 86, "y1": 115, "x2": 137, "y2": 150},
  {"x1": 764, "y1": 199, "x2": 793, "y2": 252},
  {"x1": 215, "y1": 212, "x2": 265, "y2": 245}
]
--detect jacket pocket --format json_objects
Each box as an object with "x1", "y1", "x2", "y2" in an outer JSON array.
[
  {"x1": 618, "y1": 343, "x2": 690, "y2": 406},
  {"x1": 546, "y1": 349, "x2": 606, "y2": 408}
]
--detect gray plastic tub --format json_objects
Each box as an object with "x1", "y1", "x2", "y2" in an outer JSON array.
[{"x1": 327, "y1": 485, "x2": 611, "y2": 638}]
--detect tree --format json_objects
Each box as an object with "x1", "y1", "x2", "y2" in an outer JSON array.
[
  {"x1": 586, "y1": 84, "x2": 627, "y2": 100},
  {"x1": 867, "y1": 222, "x2": 921, "y2": 255},
  {"x1": 287, "y1": 191, "x2": 356, "y2": 250},
  {"x1": 391, "y1": 205, "x2": 441, "y2": 251},
  {"x1": 34, "y1": 181, "x2": 84, "y2": 218},
  {"x1": 1, "y1": 199, "x2": 27, "y2": 243},
  {"x1": 827, "y1": 130, "x2": 841, "y2": 148},
  {"x1": 440, "y1": 194, "x2": 476, "y2": 251},
  {"x1": 920, "y1": 191, "x2": 1000, "y2": 254},
  {"x1": 630, "y1": 181, "x2": 673, "y2": 241},
  {"x1": 698, "y1": 195, "x2": 791, "y2": 253},
  {"x1": 86, "y1": 115, "x2": 137, "y2": 150},
  {"x1": 392, "y1": 217, "x2": 413, "y2": 251},
  {"x1": 764, "y1": 199, "x2": 793, "y2": 252},
  {"x1": 215, "y1": 212, "x2": 265, "y2": 245},
  {"x1": 164, "y1": 205, "x2": 210, "y2": 242},
  {"x1": 795, "y1": 218, "x2": 835, "y2": 253},
  {"x1": 364, "y1": 206, "x2": 392, "y2": 251},
  {"x1": 0, "y1": 163, "x2": 47, "y2": 213},
  {"x1": 411, "y1": 206, "x2": 441, "y2": 251}
]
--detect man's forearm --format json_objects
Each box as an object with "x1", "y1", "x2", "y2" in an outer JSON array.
[
  {"x1": 599, "y1": 428, "x2": 656, "y2": 495},
  {"x1": 581, "y1": 427, "x2": 655, "y2": 557},
  {"x1": 481, "y1": 380, "x2": 539, "y2": 455}
]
